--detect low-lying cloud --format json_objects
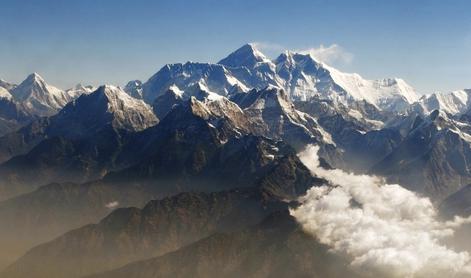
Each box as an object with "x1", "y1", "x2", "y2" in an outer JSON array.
[
  {"x1": 105, "y1": 201, "x2": 119, "y2": 209},
  {"x1": 291, "y1": 145, "x2": 471, "y2": 278}
]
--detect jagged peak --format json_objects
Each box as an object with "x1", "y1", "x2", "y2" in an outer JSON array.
[
  {"x1": 73, "y1": 85, "x2": 153, "y2": 112},
  {"x1": 94, "y1": 85, "x2": 129, "y2": 100},
  {"x1": 68, "y1": 84, "x2": 157, "y2": 131},
  {"x1": 274, "y1": 51, "x2": 323, "y2": 75},
  {"x1": 276, "y1": 50, "x2": 318, "y2": 62},
  {"x1": 11, "y1": 72, "x2": 65, "y2": 109}
]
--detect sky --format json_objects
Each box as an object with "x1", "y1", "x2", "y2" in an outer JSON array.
[{"x1": 0, "y1": 0, "x2": 470, "y2": 93}]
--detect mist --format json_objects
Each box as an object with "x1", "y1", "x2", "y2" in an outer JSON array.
[{"x1": 291, "y1": 145, "x2": 471, "y2": 278}]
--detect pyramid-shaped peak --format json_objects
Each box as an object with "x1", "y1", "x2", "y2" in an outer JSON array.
[
  {"x1": 65, "y1": 84, "x2": 158, "y2": 131},
  {"x1": 218, "y1": 43, "x2": 270, "y2": 68},
  {"x1": 24, "y1": 72, "x2": 45, "y2": 83}
]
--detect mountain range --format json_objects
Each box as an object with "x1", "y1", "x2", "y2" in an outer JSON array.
[{"x1": 0, "y1": 44, "x2": 470, "y2": 277}]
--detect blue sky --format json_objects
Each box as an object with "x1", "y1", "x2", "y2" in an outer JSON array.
[{"x1": 0, "y1": 0, "x2": 470, "y2": 93}]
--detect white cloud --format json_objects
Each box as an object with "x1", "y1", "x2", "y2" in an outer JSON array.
[
  {"x1": 105, "y1": 201, "x2": 119, "y2": 209},
  {"x1": 298, "y1": 44, "x2": 353, "y2": 65},
  {"x1": 291, "y1": 145, "x2": 471, "y2": 278}
]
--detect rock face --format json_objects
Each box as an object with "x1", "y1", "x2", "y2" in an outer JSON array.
[
  {"x1": 124, "y1": 80, "x2": 144, "y2": 99},
  {"x1": 372, "y1": 110, "x2": 471, "y2": 201},
  {"x1": 440, "y1": 184, "x2": 471, "y2": 217},
  {"x1": 231, "y1": 87, "x2": 332, "y2": 148},
  {"x1": 152, "y1": 86, "x2": 184, "y2": 119},
  {"x1": 54, "y1": 85, "x2": 158, "y2": 134}
]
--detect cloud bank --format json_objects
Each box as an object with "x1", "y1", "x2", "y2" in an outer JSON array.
[{"x1": 291, "y1": 145, "x2": 471, "y2": 278}]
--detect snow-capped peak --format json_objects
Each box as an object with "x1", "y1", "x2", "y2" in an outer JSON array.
[
  {"x1": 65, "y1": 83, "x2": 95, "y2": 99},
  {"x1": 95, "y1": 85, "x2": 150, "y2": 112},
  {"x1": 411, "y1": 89, "x2": 471, "y2": 115},
  {"x1": 141, "y1": 44, "x2": 422, "y2": 113},
  {"x1": 218, "y1": 43, "x2": 271, "y2": 68},
  {"x1": 25, "y1": 72, "x2": 43, "y2": 83},
  {"x1": 10, "y1": 72, "x2": 71, "y2": 116},
  {"x1": 321, "y1": 64, "x2": 420, "y2": 111},
  {"x1": 274, "y1": 49, "x2": 420, "y2": 111},
  {"x1": 75, "y1": 85, "x2": 158, "y2": 131}
]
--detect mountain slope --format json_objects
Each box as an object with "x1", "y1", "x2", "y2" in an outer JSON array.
[
  {"x1": 229, "y1": 86, "x2": 340, "y2": 167},
  {"x1": 124, "y1": 80, "x2": 144, "y2": 99},
  {"x1": 372, "y1": 110, "x2": 471, "y2": 200},
  {"x1": 440, "y1": 184, "x2": 471, "y2": 217},
  {"x1": 0, "y1": 95, "x2": 33, "y2": 136},
  {"x1": 49, "y1": 85, "x2": 158, "y2": 135},
  {"x1": 0, "y1": 85, "x2": 158, "y2": 200},
  {"x1": 0, "y1": 97, "x2": 320, "y2": 267},
  {"x1": 85, "y1": 212, "x2": 361, "y2": 278},
  {"x1": 1, "y1": 189, "x2": 289, "y2": 278},
  {"x1": 141, "y1": 62, "x2": 251, "y2": 104}
]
